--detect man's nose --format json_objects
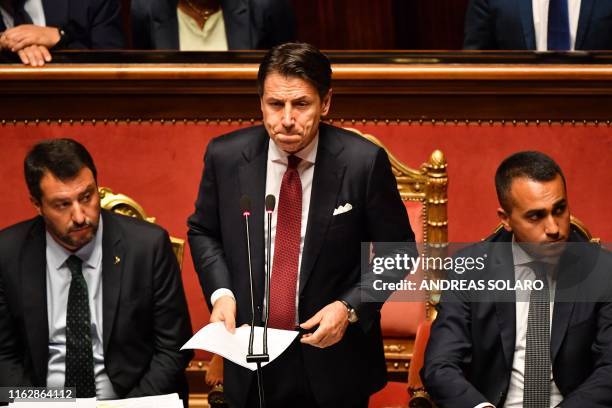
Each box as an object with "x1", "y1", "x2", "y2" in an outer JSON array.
[
  {"x1": 281, "y1": 103, "x2": 294, "y2": 128},
  {"x1": 544, "y1": 215, "x2": 560, "y2": 238},
  {"x1": 71, "y1": 203, "x2": 86, "y2": 225}
]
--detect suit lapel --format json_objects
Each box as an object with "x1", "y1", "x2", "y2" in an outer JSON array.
[
  {"x1": 41, "y1": 0, "x2": 67, "y2": 28},
  {"x1": 517, "y1": 0, "x2": 536, "y2": 49},
  {"x1": 222, "y1": 0, "x2": 251, "y2": 49},
  {"x1": 151, "y1": 0, "x2": 180, "y2": 49},
  {"x1": 101, "y1": 211, "x2": 125, "y2": 352},
  {"x1": 299, "y1": 126, "x2": 346, "y2": 295},
  {"x1": 20, "y1": 218, "x2": 49, "y2": 385},
  {"x1": 238, "y1": 131, "x2": 268, "y2": 309},
  {"x1": 491, "y1": 239, "x2": 517, "y2": 370},
  {"x1": 550, "y1": 249, "x2": 581, "y2": 361},
  {"x1": 575, "y1": 0, "x2": 595, "y2": 50}
]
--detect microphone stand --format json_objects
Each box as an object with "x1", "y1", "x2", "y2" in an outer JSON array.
[{"x1": 241, "y1": 195, "x2": 269, "y2": 408}]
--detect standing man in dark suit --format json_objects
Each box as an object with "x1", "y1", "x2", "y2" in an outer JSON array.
[
  {"x1": 464, "y1": 0, "x2": 612, "y2": 50},
  {"x1": 422, "y1": 151, "x2": 612, "y2": 407},
  {"x1": 188, "y1": 42, "x2": 415, "y2": 407},
  {"x1": 131, "y1": 0, "x2": 295, "y2": 50},
  {"x1": 0, "y1": 139, "x2": 193, "y2": 401},
  {"x1": 0, "y1": 0, "x2": 124, "y2": 66}
]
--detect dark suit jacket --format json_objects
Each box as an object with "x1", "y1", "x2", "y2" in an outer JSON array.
[
  {"x1": 131, "y1": 0, "x2": 295, "y2": 50},
  {"x1": 0, "y1": 0, "x2": 124, "y2": 49},
  {"x1": 422, "y1": 229, "x2": 612, "y2": 408},
  {"x1": 188, "y1": 124, "x2": 415, "y2": 407},
  {"x1": 464, "y1": 0, "x2": 612, "y2": 50},
  {"x1": 0, "y1": 211, "x2": 193, "y2": 400}
]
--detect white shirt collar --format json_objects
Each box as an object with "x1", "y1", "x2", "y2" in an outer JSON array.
[{"x1": 45, "y1": 215, "x2": 103, "y2": 270}]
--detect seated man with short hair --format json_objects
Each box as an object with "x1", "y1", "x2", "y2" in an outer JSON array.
[
  {"x1": 0, "y1": 139, "x2": 192, "y2": 401},
  {"x1": 422, "y1": 151, "x2": 612, "y2": 408}
]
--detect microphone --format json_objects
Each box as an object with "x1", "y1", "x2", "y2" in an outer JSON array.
[
  {"x1": 241, "y1": 195, "x2": 267, "y2": 408},
  {"x1": 240, "y1": 195, "x2": 257, "y2": 357},
  {"x1": 263, "y1": 195, "x2": 276, "y2": 355}
]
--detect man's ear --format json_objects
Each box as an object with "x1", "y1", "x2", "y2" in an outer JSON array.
[
  {"x1": 321, "y1": 89, "x2": 332, "y2": 116},
  {"x1": 30, "y1": 196, "x2": 42, "y2": 216},
  {"x1": 497, "y1": 207, "x2": 512, "y2": 232}
]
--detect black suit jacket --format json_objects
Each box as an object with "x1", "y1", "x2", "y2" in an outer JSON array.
[
  {"x1": 422, "y1": 229, "x2": 612, "y2": 408},
  {"x1": 0, "y1": 211, "x2": 193, "y2": 399},
  {"x1": 130, "y1": 0, "x2": 295, "y2": 50},
  {"x1": 0, "y1": 0, "x2": 124, "y2": 49},
  {"x1": 464, "y1": 0, "x2": 612, "y2": 50},
  {"x1": 188, "y1": 124, "x2": 415, "y2": 407}
]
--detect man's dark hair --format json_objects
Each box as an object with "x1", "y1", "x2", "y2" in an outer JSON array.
[
  {"x1": 24, "y1": 138, "x2": 97, "y2": 202},
  {"x1": 257, "y1": 42, "x2": 332, "y2": 100},
  {"x1": 495, "y1": 151, "x2": 566, "y2": 212}
]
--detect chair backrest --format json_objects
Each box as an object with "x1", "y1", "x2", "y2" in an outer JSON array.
[
  {"x1": 98, "y1": 187, "x2": 185, "y2": 267},
  {"x1": 345, "y1": 128, "x2": 448, "y2": 317},
  {"x1": 345, "y1": 128, "x2": 447, "y2": 386}
]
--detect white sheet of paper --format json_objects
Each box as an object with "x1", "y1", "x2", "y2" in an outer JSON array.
[
  {"x1": 96, "y1": 393, "x2": 182, "y2": 408},
  {"x1": 9, "y1": 398, "x2": 95, "y2": 407},
  {"x1": 181, "y1": 322, "x2": 299, "y2": 371}
]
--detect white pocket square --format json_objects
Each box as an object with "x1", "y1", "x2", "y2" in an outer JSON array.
[{"x1": 333, "y1": 203, "x2": 353, "y2": 216}]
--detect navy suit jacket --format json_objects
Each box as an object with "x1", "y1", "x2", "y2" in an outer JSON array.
[
  {"x1": 131, "y1": 0, "x2": 295, "y2": 50},
  {"x1": 188, "y1": 124, "x2": 415, "y2": 407},
  {"x1": 0, "y1": 0, "x2": 124, "y2": 49},
  {"x1": 0, "y1": 211, "x2": 193, "y2": 400},
  {"x1": 422, "y1": 229, "x2": 612, "y2": 408},
  {"x1": 464, "y1": 0, "x2": 612, "y2": 50}
]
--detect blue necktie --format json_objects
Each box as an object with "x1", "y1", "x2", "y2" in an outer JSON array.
[{"x1": 548, "y1": 0, "x2": 571, "y2": 50}]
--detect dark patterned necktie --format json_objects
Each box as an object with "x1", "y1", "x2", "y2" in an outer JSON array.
[
  {"x1": 548, "y1": 0, "x2": 570, "y2": 50},
  {"x1": 64, "y1": 255, "x2": 96, "y2": 398},
  {"x1": 524, "y1": 262, "x2": 551, "y2": 408},
  {"x1": 269, "y1": 155, "x2": 302, "y2": 330}
]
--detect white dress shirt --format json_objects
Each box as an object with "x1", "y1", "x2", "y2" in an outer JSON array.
[
  {"x1": 503, "y1": 242, "x2": 562, "y2": 408},
  {"x1": 177, "y1": 7, "x2": 228, "y2": 51},
  {"x1": 475, "y1": 241, "x2": 563, "y2": 408},
  {"x1": 210, "y1": 135, "x2": 319, "y2": 327},
  {"x1": 0, "y1": 0, "x2": 45, "y2": 29},
  {"x1": 46, "y1": 216, "x2": 118, "y2": 399},
  {"x1": 532, "y1": 0, "x2": 582, "y2": 51}
]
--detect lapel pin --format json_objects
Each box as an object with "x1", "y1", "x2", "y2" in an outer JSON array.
[{"x1": 114, "y1": 256, "x2": 121, "y2": 265}]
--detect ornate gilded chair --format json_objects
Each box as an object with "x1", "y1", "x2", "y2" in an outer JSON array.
[
  {"x1": 344, "y1": 128, "x2": 447, "y2": 407},
  {"x1": 98, "y1": 187, "x2": 185, "y2": 266}
]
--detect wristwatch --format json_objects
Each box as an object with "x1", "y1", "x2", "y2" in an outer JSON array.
[{"x1": 339, "y1": 300, "x2": 359, "y2": 323}]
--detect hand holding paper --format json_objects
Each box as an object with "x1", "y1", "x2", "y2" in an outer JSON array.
[{"x1": 181, "y1": 322, "x2": 298, "y2": 371}]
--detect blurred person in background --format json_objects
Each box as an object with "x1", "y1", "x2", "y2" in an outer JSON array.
[
  {"x1": 0, "y1": 0, "x2": 124, "y2": 66},
  {"x1": 131, "y1": 0, "x2": 295, "y2": 50},
  {"x1": 464, "y1": 0, "x2": 612, "y2": 50}
]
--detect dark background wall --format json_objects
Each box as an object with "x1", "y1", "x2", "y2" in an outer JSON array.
[
  {"x1": 120, "y1": 0, "x2": 470, "y2": 50},
  {"x1": 291, "y1": 0, "x2": 470, "y2": 50}
]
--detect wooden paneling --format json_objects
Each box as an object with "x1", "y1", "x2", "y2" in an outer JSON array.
[{"x1": 3, "y1": 57, "x2": 612, "y2": 121}]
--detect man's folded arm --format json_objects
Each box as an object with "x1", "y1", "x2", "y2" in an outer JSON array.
[{"x1": 127, "y1": 231, "x2": 193, "y2": 397}]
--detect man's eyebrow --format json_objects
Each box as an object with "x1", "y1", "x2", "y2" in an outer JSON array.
[{"x1": 524, "y1": 208, "x2": 546, "y2": 217}]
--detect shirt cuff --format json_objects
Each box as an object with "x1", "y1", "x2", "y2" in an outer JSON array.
[
  {"x1": 210, "y1": 288, "x2": 235, "y2": 307},
  {"x1": 474, "y1": 403, "x2": 495, "y2": 408}
]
